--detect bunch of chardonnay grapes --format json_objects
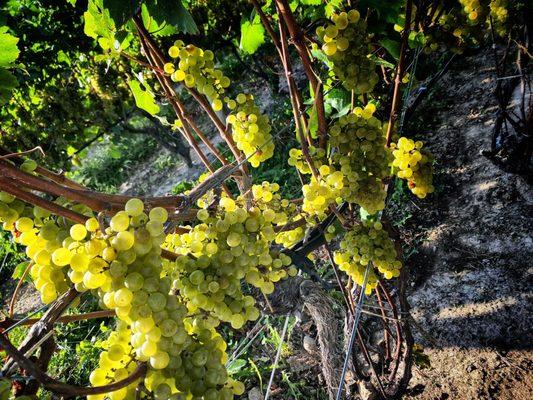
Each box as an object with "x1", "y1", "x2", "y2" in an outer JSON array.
[
  {"x1": 226, "y1": 93, "x2": 274, "y2": 167},
  {"x1": 0, "y1": 184, "x2": 244, "y2": 399},
  {"x1": 458, "y1": 0, "x2": 489, "y2": 24},
  {"x1": 287, "y1": 147, "x2": 326, "y2": 175},
  {"x1": 333, "y1": 220, "x2": 402, "y2": 294},
  {"x1": 88, "y1": 321, "x2": 139, "y2": 399},
  {"x1": 316, "y1": 9, "x2": 378, "y2": 93},
  {"x1": 165, "y1": 185, "x2": 296, "y2": 328},
  {"x1": 167, "y1": 41, "x2": 231, "y2": 111},
  {"x1": 329, "y1": 104, "x2": 391, "y2": 214},
  {"x1": 301, "y1": 164, "x2": 344, "y2": 221},
  {"x1": 391, "y1": 137, "x2": 434, "y2": 198},
  {"x1": 489, "y1": 0, "x2": 509, "y2": 35},
  {"x1": 0, "y1": 191, "x2": 94, "y2": 303}
]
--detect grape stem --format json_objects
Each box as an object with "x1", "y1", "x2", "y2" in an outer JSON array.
[
  {"x1": 385, "y1": 0, "x2": 413, "y2": 147},
  {"x1": 8, "y1": 261, "x2": 34, "y2": 318},
  {"x1": 0, "y1": 146, "x2": 45, "y2": 160},
  {"x1": 133, "y1": 15, "x2": 251, "y2": 200},
  {"x1": 5, "y1": 310, "x2": 116, "y2": 328},
  {"x1": 274, "y1": 0, "x2": 328, "y2": 148}
]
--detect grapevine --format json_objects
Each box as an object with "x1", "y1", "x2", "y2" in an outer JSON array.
[{"x1": 11, "y1": 0, "x2": 527, "y2": 398}]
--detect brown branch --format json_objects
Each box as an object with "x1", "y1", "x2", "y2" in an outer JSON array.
[
  {"x1": 13, "y1": 310, "x2": 116, "y2": 327},
  {"x1": 134, "y1": 20, "x2": 235, "y2": 198},
  {"x1": 0, "y1": 176, "x2": 183, "y2": 262},
  {"x1": 385, "y1": 0, "x2": 413, "y2": 147},
  {"x1": 0, "y1": 176, "x2": 89, "y2": 224},
  {"x1": 274, "y1": 0, "x2": 327, "y2": 147},
  {"x1": 278, "y1": 15, "x2": 319, "y2": 180},
  {"x1": 134, "y1": 15, "x2": 253, "y2": 201},
  {"x1": 2, "y1": 288, "x2": 79, "y2": 375},
  {"x1": 0, "y1": 145, "x2": 86, "y2": 190}
]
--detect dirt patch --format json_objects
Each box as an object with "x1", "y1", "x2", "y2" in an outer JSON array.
[{"x1": 400, "y1": 47, "x2": 533, "y2": 399}]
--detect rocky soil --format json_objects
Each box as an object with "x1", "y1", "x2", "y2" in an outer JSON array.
[{"x1": 400, "y1": 48, "x2": 532, "y2": 400}]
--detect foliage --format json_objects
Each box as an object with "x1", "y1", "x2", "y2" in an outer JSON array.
[
  {"x1": 0, "y1": 25, "x2": 19, "y2": 104},
  {"x1": 67, "y1": 133, "x2": 158, "y2": 193}
]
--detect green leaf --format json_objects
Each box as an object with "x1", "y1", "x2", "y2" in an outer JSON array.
[
  {"x1": 0, "y1": 26, "x2": 20, "y2": 68},
  {"x1": 128, "y1": 80, "x2": 160, "y2": 115},
  {"x1": 240, "y1": 20, "x2": 265, "y2": 54},
  {"x1": 141, "y1": 4, "x2": 178, "y2": 37},
  {"x1": 57, "y1": 50, "x2": 72, "y2": 66},
  {"x1": 379, "y1": 38, "x2": 400, "y2": 60},
  {"x1": 300, "y1": 0, "x2": 321, "y2": 4},
  {"x1": 0, "y1": 69, "x2": 18, "y2": 105},
  {"x1": 145, "y1": 0, "x2": 198, "y2": 34},
  {"x1": 109, "y1": 147, "x2": 122, "y2": 159},
  {"x1": 103, "y1": 0, "x2": 141, "y2": 29},
  {"x1": 226, "y1": 359, "x2": 247, "y2": 375},
  {"x1": 84, "y1": 0, "x2": 116, "y2": 40},
  {"x1": 307, "y1": 106, "x2": 318, "y2": 139},
  {"x1": 326, "y1": 88, "x2": 351, "y2": 114},
  {"x1": 12, "y1": 261, "x2": 30, "y2": 281},
  {"x1": 371, "y1": 54, "x2": 395, "y2": 69}
]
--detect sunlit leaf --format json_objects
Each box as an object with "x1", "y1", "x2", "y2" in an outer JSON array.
[
  {"x1": 240, "y1": 20, "x2": 265, "y2": 54},
  {"x1": 128, "y1": 80, "x2": 160, "y2": 115},
  {"x1": 0, "y1": 26, "x2": 20, "y2": 68}
]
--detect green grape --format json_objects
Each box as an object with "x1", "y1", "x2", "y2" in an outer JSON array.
[
  {"x1": 70, "y1": 224, "x2": 87, "y2": 241},
  {"x1": 334, "y1": 220, "x2": 402, "y2": 292},
  {"x1": 226, "y1": 94, "x2": 274, "y2": 167},
  {"x1": 111, "y1": 231, "x2": 134, "y2": 251},
  {"x1": 110, "y1": 212, "x2": 130, "y2": 232},
  {"x1": 125, "y1": 198, "x2": 144, "y2": 216},
  {"x1": 391, "y1": 137, "x2": 434, "y2": 198},
  {"x1": 317, "y1": 9, "x2": 378, "y2": 93}
]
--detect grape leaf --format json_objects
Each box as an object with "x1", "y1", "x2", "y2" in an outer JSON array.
[
  {"x1": 226, "y1": 359, "x2": 247, "y2": 375},
  {"x1": 145, "y1": 0, "x2": 199, "y2": 34},
  {"x1": 379, "y1": 38, "x2": 400, "y2": 60},
  {"x1": 84, "y1": 0, "x2": 116, "y2": 40},
  {"x1": 103, "y1": 0, "x2": 141, "y2": 29},
  {"x1": 12, "y1": 261, "x2": 31, "y2": 282},
  {"x1": 240, "y1": 20, "x2": 265, "y2": 54},
  {"x1": 0, "y1": 26, "x2": 20, "y2": 68},
  {"x1": 128, "y1": 80, "x2": 160, "y2": 115},
  {"x1": 0, "y1": 67, "x2": 18, "y2": 105}
]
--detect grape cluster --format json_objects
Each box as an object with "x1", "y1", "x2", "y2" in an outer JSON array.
[
  {"x1": 167, "y1": 42, "x2": 274, "y2": 168},
  {"x1": 166, "y1": 185, "x2": 297, "y2": 328},
  {"x1": 334, "y1": 220, "x2": 402, "y2": 293},
  {"x1": 287, "y1": 147, "x2": 325, "y2": 175},
  {"x1": 0, "y1": 183, "x2": 244, "y2": 399},
  {"x1": 489, "y1": 0, "x2": 508, "y2": 35},
  {"x1": 89, "y1": 321, "x2": 138, "y2": 399},
  {"x1": 458, "y1": 0, "x2": 489, "y2": 24},
  {"x1": 301, "y1": 164, "x2": 344, "y2": 220},
  {"x1": 0, "y1": 191, "x2": 94, "y2": 303},
  {"x1": 391, "y1": 137, "x2": 434, "y2": 198},
  {"x1": 167, "y1": 41, "x2": 230, "y2": 111},
  {"x1": 329, "y1": 104, "x2": 391, "y2": 214},
  {"x1": 316, "y1": 9, "x2": 378, "y2": 93},
  {"x1": 226, "y1": 94, "x2": 274, "y2": 167}
]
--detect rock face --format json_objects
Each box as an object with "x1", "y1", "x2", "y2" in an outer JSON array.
[{"x1": 401, "y1": 47, "x2": 532, "y2": 399}]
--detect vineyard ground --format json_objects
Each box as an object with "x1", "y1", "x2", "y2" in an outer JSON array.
[{"x1": 401, "y1": 47, "x2": 532, "y2": 400}]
